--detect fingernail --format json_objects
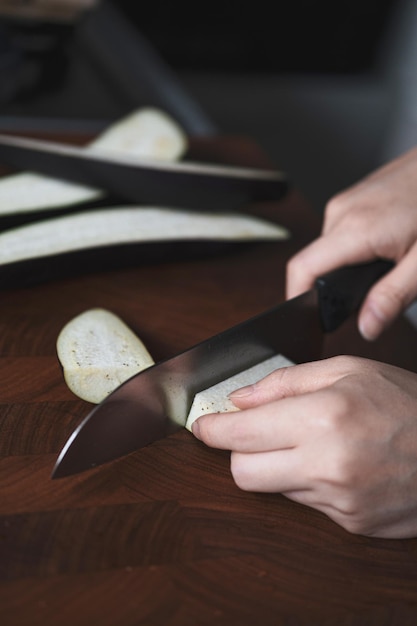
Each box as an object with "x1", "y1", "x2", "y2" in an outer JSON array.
[
  {"x1": 359, "y1": 307, "x2": 385, "y2": 341},
  {"x1": 191, "y1": 419, "x2": 201, "y2": 439},
  {"x1": 228, "y1": 384, "x2": 255, "y2": 399}
]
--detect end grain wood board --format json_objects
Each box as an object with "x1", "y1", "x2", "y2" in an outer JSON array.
[{"x1": 0, "y1": 135, "x2": 416, "y2": 626}]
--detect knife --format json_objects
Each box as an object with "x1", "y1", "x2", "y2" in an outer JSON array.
[
  {"x1": 0, "y1": 133, "x2": 288, "y2": 210},
  {"x1": 51, "y1": 259, "x2": 393, "y2": 479}
]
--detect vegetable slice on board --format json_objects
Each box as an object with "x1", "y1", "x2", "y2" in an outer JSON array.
[
  {"x1": 0, "y1": 206, "x2": 289, "y2": 266},
  {"x1": 57, "y1": 308, "x2": 155, "y2": 404}
]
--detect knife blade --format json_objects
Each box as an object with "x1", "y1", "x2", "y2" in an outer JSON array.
[
  {"x1": 0, "y1": 133, "x2": 288, "y2": 210},
  {"x1": 52, "y1": 259, "x2": 393, "y2": 479}
]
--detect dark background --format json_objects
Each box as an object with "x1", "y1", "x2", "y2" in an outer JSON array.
[
  {"x1": 116, "y1": 0, "x2": 396, "y2": 75},
  {"x1": 0, "y1": 0, "x2": 408, "y2": 210},
  {"x1": 118, "y1": 0, "x2": 395, "y2": 73},
  {"x1": 0, "y1": 0, "x2": 398, "y2": 112}
]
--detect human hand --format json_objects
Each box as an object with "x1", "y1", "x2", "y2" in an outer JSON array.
[
  {"x1": 287, "y1": 147, "x2": 417, "y2": 340},
  {"x1": 191, "y1": 356, "x2": 417, "y2": 538}
]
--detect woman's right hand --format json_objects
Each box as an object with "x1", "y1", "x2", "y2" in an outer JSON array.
[{"x1": 286, "y1": 146, "x2": 417, "y2": 340}]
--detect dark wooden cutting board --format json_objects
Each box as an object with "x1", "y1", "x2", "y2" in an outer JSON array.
[{"x1": 1, "y1": 135, "x2": 416, "y2": 626}]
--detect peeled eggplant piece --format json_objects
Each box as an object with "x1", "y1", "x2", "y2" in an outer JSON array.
[{"x1": 186, "y1": 354, "x2": 295, "y2": 431}]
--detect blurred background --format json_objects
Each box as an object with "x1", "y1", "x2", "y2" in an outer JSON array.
[{"x1": 0, "y1": 0, "x2": 415, "y2": 213}]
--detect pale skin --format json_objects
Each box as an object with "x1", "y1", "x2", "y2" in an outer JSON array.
[{"x1": 192, "y1": 146, "x2": 417, "y2": 538}]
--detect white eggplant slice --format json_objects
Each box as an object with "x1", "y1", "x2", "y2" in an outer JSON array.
[
  {"x1": 89, "y1": 108, "x2": 187, "y2": 160},
  {"x1": 185, "y1": 354, "x2": 294, "y2": 431},
  {"x1": 0, "y1": 107, "x2": 187, "y2": 216},
  {"x1": 57, "y1": 308, "x2": 155, "y2": 404},
  {"x1": 0, "y1": 207, "x2": 290, "y2": 266},
  {"x1": 0, "y1": 172, "x2": 102, "y2": 216}
]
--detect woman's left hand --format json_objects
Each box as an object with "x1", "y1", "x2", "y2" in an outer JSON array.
[{"x1": 192, "y1": 356, "x2": 417, "y2": 538}]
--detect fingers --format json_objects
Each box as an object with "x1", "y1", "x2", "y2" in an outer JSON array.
[
  {"x1": 192, "y1": 356, "x2": 366, "y2": 452},
  {"x1": 230, "y1": 448, "x2": 306, "y2": 492},
  {"x1": 228, "y1": 356, "x2": 361, "y2": 409},
  {"x1": 191, "y1": 356, "x2": 372, "y2": 451},
  {"x1": 286, "y1": 229, "x2": 373, "y2": 300},
  {"x1": 286, "y1": 149, "x2": 417, "y2": 311},
  {"x1": 286, "y1": 186, "x2": 373, "y2": 299},
  {"x1": 359, "y1": 241, "x2": 417, "y2": 340},
  {"x1": 287, "y1": 214, "x2": 417, "y2": 339},
  {"x1": 192, "y1": 394, "x2": 311, "y2": 452}
]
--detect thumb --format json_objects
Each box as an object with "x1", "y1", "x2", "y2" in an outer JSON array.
[{"x1": 358, "y1": 245, "x2": 417, "y2": 341}]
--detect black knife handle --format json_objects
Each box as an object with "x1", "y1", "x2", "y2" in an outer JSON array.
[{"x1": 315, "y1": 259, "x2": 394, "y2": 333}]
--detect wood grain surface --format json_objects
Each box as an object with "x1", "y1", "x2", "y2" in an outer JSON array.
[{"x1": 0, "y1": 134, "x2": 417, "y2": 626}]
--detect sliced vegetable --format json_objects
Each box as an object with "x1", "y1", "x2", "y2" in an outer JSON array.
[
  {"x1": 57, "y1": 308, "x2": 155, "y2": 404},
  {"x1": 0, "y1": 206, "x2": 289, "y2": 266},
  {"x1": 185, "y1": 354, "x2": 294, "y2": 431},
  {"x1": 0, "y1": 107, "x2": 187, "y2": 216}
]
